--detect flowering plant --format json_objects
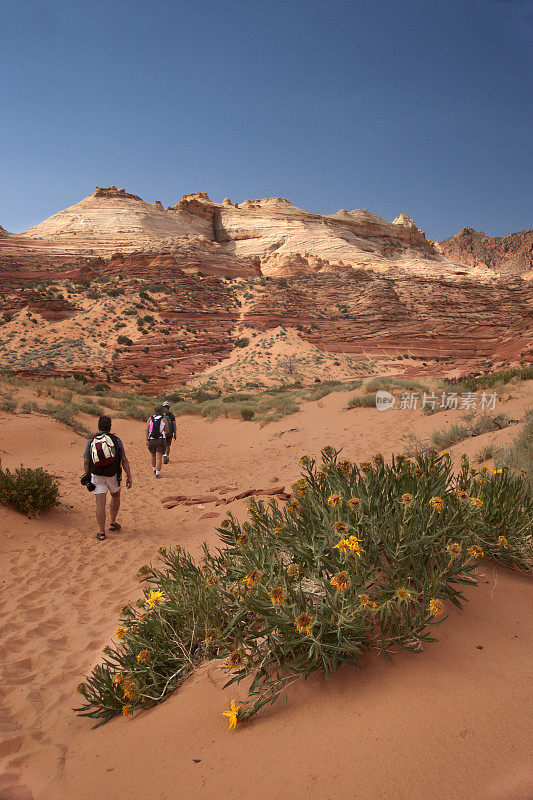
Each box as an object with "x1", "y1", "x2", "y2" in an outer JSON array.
[{"x1": 75, "y1": 448, "x2": 531, "y2": 727}]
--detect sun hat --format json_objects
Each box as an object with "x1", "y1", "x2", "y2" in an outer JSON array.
[{"x1": 162, "y1": 400, "x2": 170, "y2": 407}]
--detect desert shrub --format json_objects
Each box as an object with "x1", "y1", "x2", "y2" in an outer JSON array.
[
  {"x1": 453, "y1": 365, "x2": 533, "y2": 392},
  {"x1": 0, "y1": 462, "x2": 60, "y2": 516},
  {"x1": 363, "y1": 377, "x2": 428, "y2": 393},
  {"x1": 347, "y1": 392, "x2": 376, "y2": 409},
  {"x1": 117, "y1": 335, "x2": 133, "y2": 346},
  {"x1": 234, "y1": 337, "x2": 249, "y2": 348},
  {"x1": 75, "y1": 448, "x2": 532, "y2": 727},
  {"x1": 476, "y1": 444, "x2": 495, "y2": 463},
  {"x1": 1, "y1": 398, "x2": 17, "y2": 413},
  {"x1": 431, "y1": 414, "x2": 512, "y2": 449},
  {"x1": 496, "y1": 411, "x2": 533, "y2": 486},
  {"x1": 42, "y1": 403, "x2": 89, "y2": 434},
  {"x1": 20, "y1": 401, "x2": 38, "y2": 414},
  {"x1": 431, "y1": 423, "x2": 470, "y2": 449},
  {"x1": 240, "y1": 407, "x2": 255, "y2": 421},
  {"x1": 77, "y1": 401, "x2": 104, "y2": 417}
]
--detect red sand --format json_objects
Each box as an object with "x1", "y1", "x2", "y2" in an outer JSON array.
[{"x1": 0, "y1": 385, "x2": 532, "y2": 800}]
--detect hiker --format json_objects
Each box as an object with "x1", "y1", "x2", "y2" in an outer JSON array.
[
  {"x1": 83, "y1": 415, "x2": 132, "y2": 541},
  {"x1": 146, "y1": 405, "x2": 169, "y2": 477},
  {"x1": 162, "y1": 400, "x2": 176, "y2": 464}
]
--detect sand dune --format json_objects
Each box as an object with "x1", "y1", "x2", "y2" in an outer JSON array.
[{"x1": 0, "y1": 385, "x2": 531, "y2": 800}]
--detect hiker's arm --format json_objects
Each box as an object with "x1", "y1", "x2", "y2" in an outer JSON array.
[
  {"x1": 122, "y1": 455, "x2": 133, "y2": 488},
  {"x1": 146, "y1": 419, "x2": 150, "y2": 444},
  {"x1": 83, "y1": 457, "x2": 90, "y2": 475}
]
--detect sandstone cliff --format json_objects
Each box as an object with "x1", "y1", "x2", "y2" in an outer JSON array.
[
  {"x1": 437, "y1": 227, "x2": 533, "y2": 276},
  {"x1": 7, "y1": 186, "x2": 462, "y2": 278}
]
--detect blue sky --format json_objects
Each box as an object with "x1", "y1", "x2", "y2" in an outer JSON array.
[{"x1": 1, "y1": 0, "x2": 531, "y2": 239}]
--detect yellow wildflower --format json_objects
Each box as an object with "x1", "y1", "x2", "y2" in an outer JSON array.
[
  {"x1": 327, "y1": 493, "x2": 342, "y2": 507},
  {"x1": 236, "y1": 533, "x2": 248, "y2": 546},
  {"x1": 467, "y1": 545, "x2": 484, "y2": 559},
  {"x1": 146, "y1": 590, "x2": 164, "y2": 608},
  {"x1": 122, "y1": 679, "x2": 138, "y2": 700},
  {"x1": 359, "y1": 461, "x2": 373, "y2": 472},
  {"x1": 122, "y1": 705, "x2": 132, "y2": 717},
  {"x1": 456, "y1": 488, "x2": 469, "y2": 499},
  {"x1": 243, "y1": 568, "x2": 261, "y2": 587},
  {"x1": 490, "y1": 468, "x2": 503, "y2": 475},
  {"x1": 113, "y1": 672, "x2": 124, "y2": 684},
  {"x1": 272, "y1": 526, "x2": 283, "y2": 536},
  {"x1": 203, "y1": 628, "x2": 219, "y2": 647},
  {"x1": 348, "y1": 497, "x2": 361, "y2": 508},
  {"x1": 358, "y1": 593, "x2": 376, "y2": 609},
  {"x1": 428, "y1": 598, "x2": 444, "y2": 617},
  {"x1": 401, "y1": 493, "x2": 413, "y2": 506},
  {"x1": 373, "y1": 453, "x2": 384, "y2": 466},
  {"x1": 225, "y1": 650, "x2": 243, "y2": 672},
  {"x1": 269, "y1": 586, "x2": 287, "y2": 606},
  {"x1": 115, "y1": 626, "x2": 128, "y2": 640},
  {"x1": 331, "y1": 572, "x2": 351, "y2": 593},
  {"x1": 334, "y1": 538, "x2": 350, "y2": 554},
  {"x1": 206, "y1": 575, "x2": 219, "y2": 588},
  {"x1": 291, "y1": 478, "x2": 308, "y2": 496},
  {"x1": 223, "y1": 699, "x2": 240, "y2": 731},
  {"x1": 137, "y1": 650, "x2": 150, "y2": 664},
  {"x1": 397, "y1": 587, "x2": 411, "y2": 601},
  {"x1": 470, "y1": 497, "x2": 483, "y2": 511},
  {"x1": 287, "y1": 500, "x2": 300, "y2": 514},
  {"x1": 497, "y1": 536, "x2": 508, "y2": 548},
  {"x1": 76, "y1": 682, "x2": 86, "y2": 694},
  {"x1": 447, "y1": 542, "x2": 462, "y2": 558},
  {"x1": 338, "y1": 460, "x2": 352, "y2": 472},
  {"x1": 346, "y1": 535, "x2": 364, "y2": 556},
  {"x1": 295, "y1": 612, "x2": 313, "y2": 634},
  {"x1": 429, "y1": 496, "x2": 444, "y2": 511}
]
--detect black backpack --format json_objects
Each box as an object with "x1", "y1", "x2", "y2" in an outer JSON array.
[{"x1": 148, "y1": 414, "x2": 164, "y2": 439}]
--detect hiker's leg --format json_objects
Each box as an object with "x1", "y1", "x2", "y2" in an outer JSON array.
[
  {"x1": 151, "y1": 452, "x2": 156, "y2": 468},
  {"x1": 110, "y1": 490, "x2": 120, "y2": 525},
  {"x1": 156, "y1": 452, "x2": 163, "y2": 472},
  {"x1": 95, "y1": 493, "x2": 107, "y2": 535},
  {"x1": 165, "y1": 439, "x2": 171, "y2": 456}
]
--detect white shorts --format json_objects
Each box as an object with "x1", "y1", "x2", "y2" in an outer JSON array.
[{"x1": 91, "y1": 474, "x2": 120, "y2": 495}]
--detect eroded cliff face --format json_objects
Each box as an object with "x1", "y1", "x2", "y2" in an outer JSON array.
[
  {"x1": 0, "y1": 187, "x2": 531, "y2": 389},
  {"x1": 437, "y1": 228, "x2": 533, "y2": 276},
  {"x1": 4, "y1": 186, "x2": 453, "y2": 277}
]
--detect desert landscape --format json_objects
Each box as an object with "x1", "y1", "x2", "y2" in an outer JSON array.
[{"x1": 0, "y1": 184, "x2": 532, "y2": 799}]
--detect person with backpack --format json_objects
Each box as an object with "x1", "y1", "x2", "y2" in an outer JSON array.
[
  {"x1": 146, "y1": 405, "x2": 169, "y2": 478},
  {"x1": 162, "y1": 400, "x2": 176, "y2": 464},
  {"x1": 82, "y1": 415, "x2": 132, "y2": 541}
]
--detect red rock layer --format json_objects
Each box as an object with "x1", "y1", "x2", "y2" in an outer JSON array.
[{"x1": 438, "y1": 228, "x2": 533, "y2": 275}]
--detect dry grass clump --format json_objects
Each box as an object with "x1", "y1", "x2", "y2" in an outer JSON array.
[{"x1": 75, "y1": 448, "x2": 531, "y2": 728}]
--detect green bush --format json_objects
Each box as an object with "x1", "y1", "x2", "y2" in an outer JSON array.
[
  {"x1": 1, "y1": 398, "x2": 17, "y2": 413},
  {"x1": 347, "y1": 392, "x2": 376, "y2": 409},
  {"x1": 0, "y1": 462, "x2": 60, "y2": 516},
  {"x1": 240, "y1": 407, "x2": 255, "y2": 421},
  {"x1": 117, "y1": 335, "x2": 133, "y2": 346},
  {"x1": 75, "y1": 448, "x2": 532, "y2": 727}
]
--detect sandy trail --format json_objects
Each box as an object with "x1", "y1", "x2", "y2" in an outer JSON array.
[{"x1": 0, "y1": 385, "x2": 531, "y2": 800}]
